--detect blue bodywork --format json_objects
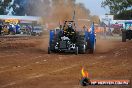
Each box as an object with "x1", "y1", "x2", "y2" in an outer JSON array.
[
  {"x1": 49, "y1": 30, "x2": 54, "y2": 45},
  {"x1": 87, "y1": 23, "x2": 96, "y2": 50}
]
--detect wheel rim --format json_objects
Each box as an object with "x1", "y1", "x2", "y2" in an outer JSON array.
[{"x1": 83, "y1": 45, "x2": 86, "y2": 53}]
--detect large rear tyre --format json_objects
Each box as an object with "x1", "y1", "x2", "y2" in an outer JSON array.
[
  {"x1": 122, "y1": 30, "x2": 126, "y2": 42},
  {"x1": 89, "y1": 40, "x2": 96, "y2": 54}
]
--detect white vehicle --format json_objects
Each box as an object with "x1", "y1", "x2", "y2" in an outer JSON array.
[{"x1": 32, "y1": 26, "x2": 43, "y2": 36}]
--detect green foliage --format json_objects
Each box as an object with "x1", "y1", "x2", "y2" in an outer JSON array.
[
  {"x1": 4, "y1": 0, "x2": 12, "y2": 6},
  {"x1": 0, "y1": 0, "x2": 12, "y2": 15},
  {"x1": 114, "y1": 10, "x2": 132, "y2": 20},
  {"x1": 102, "y1": 0, "x2": 132, "y2": 20},
  {"x1": 0, "y1": 6, "x2": 4, "y2": 15},
  {"x1": 102, "y1": 0, "x2": 132, "y2": 14}
]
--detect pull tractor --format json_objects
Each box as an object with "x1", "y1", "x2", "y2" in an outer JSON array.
[{"x1": 48, "y1": 20, "x2": 96, "y2": 55}]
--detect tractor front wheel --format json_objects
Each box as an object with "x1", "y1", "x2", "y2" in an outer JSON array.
[
  {"x1": 76, "y1": 34, "x2": 86, "y2": 54},
  {"x1": 75, "y1": 47, "x2": 78, "y2": 55}
]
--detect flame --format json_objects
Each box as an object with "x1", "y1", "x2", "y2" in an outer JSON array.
[{"x1": 81, "y1": 67, "x2": 89, "y2": 78}]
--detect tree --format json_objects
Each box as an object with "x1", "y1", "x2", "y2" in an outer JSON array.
[
  {"x1": 114, "y1": 10, "x2": 132, "y2": 20},
  {"x1": 0, "y1": 0, "x2": 12, "y2": 15},
  {"x1": 101, "y1": 0, "x2": 132, "y2": 14},
  {"x1": 13, "y1": 0, "x2": 27, "y2": 15},
  {"x1": 0, "y1": 5, "x2": 5, "y2": 15},
  {"x1": 102, "y1": 0, "x2": 132, "y2": 19},
  {"x1": 0, "y1": 0, "x2": 51, "y2": 16}
]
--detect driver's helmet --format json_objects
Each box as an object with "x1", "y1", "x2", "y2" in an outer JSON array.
[{"x1": 68, "y1": 22, "x2": 72, "y2": 28}]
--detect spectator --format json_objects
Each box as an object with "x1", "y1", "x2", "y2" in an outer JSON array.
[
  {"x1": 15, "y1": 24, "x2": 21, "y2": 34},
  {"x1": 9, "y1": 24, "x2": 14, "y2": 34},
  {"x1": 26, "y1": 25, "x2": 32, "y2": 35},
  {"x1": 3, "y1": 25, "x2": 9, "y2": 35}
]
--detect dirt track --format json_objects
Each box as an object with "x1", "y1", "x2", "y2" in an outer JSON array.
[{"x1": 0, "y1": 36, "x2": 132, "y2": 88}]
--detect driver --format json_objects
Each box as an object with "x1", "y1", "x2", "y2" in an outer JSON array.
[{"x1": 67, "y1": 22, "x2": 75, "y2": 34}]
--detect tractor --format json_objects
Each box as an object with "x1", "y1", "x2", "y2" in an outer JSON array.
[
  {"x1": 122, "y1": 21, "x2": 132, "y2": 42},
  {"x1": 48, "y1": 20, "x2": 96, "y2": 55}
]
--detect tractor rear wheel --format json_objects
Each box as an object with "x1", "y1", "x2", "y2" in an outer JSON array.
[
  {"x1": 88, "y1": 39, "x2": 96, "y2": 54},
  {"x1": 75, "y1": 47, "x2": 78, "y2": 55},
  {"x1": 77, "y1": 34, "x2": 86, "y2": 54},
  {"x1": 89, "y1": 42, "x2": 95, "y2": 54}
]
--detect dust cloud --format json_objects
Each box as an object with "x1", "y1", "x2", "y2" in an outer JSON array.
[{"x1": 96, "y1": 39, "x2": 117, "y2": 53}]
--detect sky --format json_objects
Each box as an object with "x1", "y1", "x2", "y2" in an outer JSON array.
[{"x1": 76, "y1": 0, "x2": 109, "y2": 16}]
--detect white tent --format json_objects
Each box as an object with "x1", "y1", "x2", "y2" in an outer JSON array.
[{"x1": 0, "y1": 15, "x2": 41, "y2": 22}]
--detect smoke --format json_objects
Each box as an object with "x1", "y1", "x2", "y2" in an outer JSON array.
[
  {"x1": 51, "y1": 5, "x2": 73, "y2": 22},
  {"x1": 50, "y1": 0, "x2": 91, "y2": 22},
  {"x1": 38, "y1": 0, "x2": 94, "y2": 28}
]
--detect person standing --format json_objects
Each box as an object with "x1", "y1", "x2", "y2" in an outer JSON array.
[{"x1": 15, "y1": 24, "x2": 20, "y2": 34}]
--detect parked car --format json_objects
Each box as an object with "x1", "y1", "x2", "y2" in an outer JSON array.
[{"x1": 31, "y1": 26, "x2": 43, "y2": 36}]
